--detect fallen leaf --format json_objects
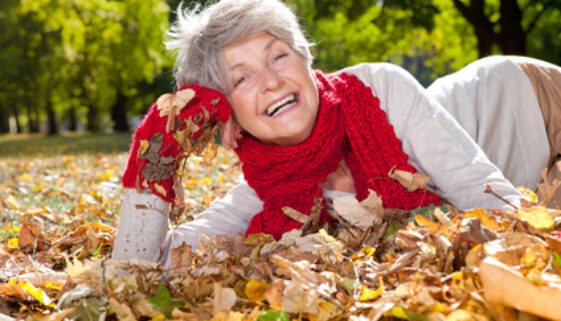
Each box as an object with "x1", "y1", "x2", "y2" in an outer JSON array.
[
  {"x1": 388, "y1": 166, "x2": 430, "y2": 192},
  {"x1": 281, "y1": 281, "x2": 320, "y2": 314},
  {"x1": 359, "y1": 277, "x2": 384, "y2": 301},
  {"x1": 333, "y1": 192, "x2": 380, "y2": 231},
  {"x1": 256, "y1": 310, "x2": 289, "y2": 321},
  {"x1": 149, "y1": 285, "x2": 184, "y2": 319},
  {"x1": 245, "y1": 279, "x2": 271, "y2": 302},
  {"x1": 516, "y1": 206, "x2": 554, "y2": 230},
  {"x1": 137, "y1": 140, "x2": 150, "y2": 157},
  {"x1": 213, "y1": 283, "x2": 237, "y2": 316},
  {"x1": 264, "y1": 280, "x2": 285, "y2": 310},
  {"x1": 153, "y1": 183, "x2": 167, "y2": 197},
  {"x1": 171, "y1": 242, "x2": 193, "y2": 276}
]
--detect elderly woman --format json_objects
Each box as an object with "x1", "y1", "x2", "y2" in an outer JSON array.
[{"x1": 112, "y1": 0, "x2": 561, "y2": 267}]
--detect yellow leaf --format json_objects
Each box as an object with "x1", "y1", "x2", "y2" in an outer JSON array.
[
  {"x1": 518, "y1": 186, "x2": 539, "y2": 203},
  {"x1": 516, "y1": 206, "x2": 554, "y2": 230},
  {"x1": 150, "y1": 313, "x2": 166, "y2": 321},
  {"x1": 462, "y1": 209, "x2": 503, "y2": 231},
  {"x1": 358, "y1": 277, "x2": 384, "y2": 301},
  {"x1": 17, "y1": 173, "x2": 32, "y2": 181},
  {"x1": 97, "y1": 171, "x2": 114, "y2": 180},
  {"x1": 245, "y1": 279, "x2": 270, "y2": 302},
  {"x1": 390, "y1": 306, "x2": 408, "y2": 318},
  {"x1": 5, "y1": 195, "x2": 19, "y2": 210},
  {"x1": 19, "y1": 280, "x2": 55, "y2": 308},
  {"x1": 203, "y1": 177, "x2": 212, "y2": 184},
  {"x1": 45, "y1": 282, "x2": 64, "y2": 290},
  {"x1": 7, "y1": 237, "x2": 18, "y2": 248},
  {"x1": 154, "y1": 183, "x2": 167, "y2": 197},
  {"x1": 138, "y1": 139, "x2": 150, "y2": 157},
  {"x1": 210, "y1": 311, "x2": 245, "y2": 321},
  {"x1": 33, "y1": 185, "x2": 46, "y2": 192}
]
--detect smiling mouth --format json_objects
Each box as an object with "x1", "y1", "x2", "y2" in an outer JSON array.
[{"x1": 266, "y1": 94, "x2": 298, "y2": 117}]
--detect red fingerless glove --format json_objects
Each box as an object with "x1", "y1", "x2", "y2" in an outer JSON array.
[{"x1": 122, "y1": 84, "x2": 231, "y2": 203}]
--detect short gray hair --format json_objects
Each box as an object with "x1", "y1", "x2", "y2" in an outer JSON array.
[{"x1": 166, "y1": 0, "x2": 313, "y2": 93}]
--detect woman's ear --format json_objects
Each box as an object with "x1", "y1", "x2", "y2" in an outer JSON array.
[{"x1": 221, "y1": 115, "x2": 243, "y2": 150}]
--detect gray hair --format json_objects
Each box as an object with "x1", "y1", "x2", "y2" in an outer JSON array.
[{"x1": 166, "y1": 0, "x2": 313, "y2": 93}]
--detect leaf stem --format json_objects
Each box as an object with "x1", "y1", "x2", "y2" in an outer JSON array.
[{"x1": 484, "y1": 185, "x2": 518, "y2": 210}]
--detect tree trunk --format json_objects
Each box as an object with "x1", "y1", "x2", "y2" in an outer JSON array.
[
  {"x1": 25, "y1": 103, "x2": 39, "y2": 133},
  {"x1": 46, "y1": 98, "x2": 58, "y2": 135},
  {"x1": 33, "y1": 107, "x2": 40, "y2": 133},
  {"x1": 68, "y1": 107, "x2": 78, "y2": 132},
  {"x1": 86, "y1": 105, "x2": 99, "y2": 132},
  {"x1": 111, "y1": 91, "x2": 130, "y2": 132},
  {"x1": 0, "y1": 110, "x2": 9, "y2": 134},
  {"x1": 497, "y1": 0, "x2": 526, "y2": 55},
  {"x1": 474, "y1": 28, "x2": 494, "y2": 58},
  {"x1": 12, "y1": 106, "x2": 22, "y2": 133}
]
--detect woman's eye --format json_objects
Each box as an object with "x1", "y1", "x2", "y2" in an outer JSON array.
[
  {"x1": 274, "y1": 53, "x2": 288, "y2": 62},
  {"x1": 234, "y1": 76, "x2": 246, "y2": 88}
]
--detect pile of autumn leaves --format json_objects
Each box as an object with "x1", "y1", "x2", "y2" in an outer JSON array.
[{"x1": 2, "y1": 173, "x2": 561, "y2": 320}]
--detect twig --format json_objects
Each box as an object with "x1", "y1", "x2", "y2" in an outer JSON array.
[{"x1": 484, "y1": 185, "x2": 518, "y2": 210}]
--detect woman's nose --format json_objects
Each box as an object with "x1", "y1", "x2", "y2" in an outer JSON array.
[{"x1": 260, "y1": 67, "x2": 283, "y2": 93}]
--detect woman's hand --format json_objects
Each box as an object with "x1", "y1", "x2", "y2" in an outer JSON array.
[{"x1": 221, "y1": 116, "x2": 243, "y2": 150}]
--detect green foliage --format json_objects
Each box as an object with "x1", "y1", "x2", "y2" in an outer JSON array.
[
  {"x1": 257, "y1": 310, "x2": 290, "y2": 321},
  {"x1": 1, "y1": 0, "x2": 171, "y2": 133},
  {"x1": 149, "y1": 285, "x2": 185, "y2": 318},
  {"x1": 1, "y1": 0, "x2": 560, "y2": 134}
]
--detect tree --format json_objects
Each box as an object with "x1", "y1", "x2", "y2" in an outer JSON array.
[{"x1": 1, "y1": 0, "x2": 171, "y2": 135}]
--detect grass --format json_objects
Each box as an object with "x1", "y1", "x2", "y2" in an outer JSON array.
[
  {"x1": 0, "y1": 132, "x2": 132, "y2": 158},
  {"x1": 0, "y1": 132, "x2": 241, "y2": 232}
]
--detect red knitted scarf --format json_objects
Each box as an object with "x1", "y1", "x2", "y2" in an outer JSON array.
[{"x1": 235, "y1": 71, "x2": 440, "y2": 240}]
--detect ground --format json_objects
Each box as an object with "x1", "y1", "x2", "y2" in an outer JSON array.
[{"x1": 0, "y1": 133, "x2": 560, "y2": 321}]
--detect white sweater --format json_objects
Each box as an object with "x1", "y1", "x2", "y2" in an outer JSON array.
[{"x1": 113, "y1": 60, "x2": 545, "y2": 267}]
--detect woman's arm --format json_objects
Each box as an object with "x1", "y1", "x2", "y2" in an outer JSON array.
[
  {"x1": 112, "y1": 177, "x2": 262, "y2": 268},
  {"x1": 341, "y1": 63, "x2": 523, "y2": 211},
  {"x1": 426, "y1": 56, "x2": 549, "y2": 190}
]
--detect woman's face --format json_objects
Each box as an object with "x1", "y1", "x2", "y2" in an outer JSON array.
[{"x1": 223, "y1": 32, "x2": 319, "y2": 146}]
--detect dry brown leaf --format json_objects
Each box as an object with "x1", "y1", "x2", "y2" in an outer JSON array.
[
  {"x1": 536, "y1": 168, "x2": 561, "y2": 207},
  {"x1": 18, "y1": 222, "x2": 47, "y2": 252},
  {"x1": 174, "y1": 89, "x2": 196, "y2": 111},
  {"x1": 0, "y1": 283, "x2": 29, "y2": 300},
  {"x1": 14, "y1": 271, "x2": 68, "y2": 288},
  {"x1": 264, "y1": 280, "x2": 285, "y2": 310},
  {"x1": 85, "y1": 226, "x2": 100, "y2": 256},
  {"x1": 479, "y1": 257, "x2": 561, "y2": 321},
  {"x1": 109, "y1": 297, "x2": 136, "y2": 321},
  {"x1": 213, "y1": 283, "x2": 237, "y2": 316},
  {"x1": 172, "y1": 307, "x2": 201, "y2": 321},
  {"x1": 171, "y1": 242, "x2": 193, "y2": 276},
  {"x1": 388, "y1": 166, "x2": 430, "y2": 192},
  {"x1": 281, "y1": 280, "x2": 320, "y2": 314},
  {"x1": 153, "y1": 183, "x2": 167, "y2": 197},
  {"x1": 333, "y1": 192, "x2": 380, "y2": 231}
]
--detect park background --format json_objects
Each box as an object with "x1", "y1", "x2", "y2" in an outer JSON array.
[{"x1": 1, "y1": 0, "x2": 561, "y2": 136}]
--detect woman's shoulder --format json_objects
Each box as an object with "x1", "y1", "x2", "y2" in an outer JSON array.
[
  {"x1": 339, "y1": 62, "x2": 411, "y2": 78},
  {"x1": 337, "y1": 62, "x2": 419, "y2": 91}
]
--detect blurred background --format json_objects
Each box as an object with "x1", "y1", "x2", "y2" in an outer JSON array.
[{"x1": 1, "y1": 0, "x2": 560, "y2": 136}]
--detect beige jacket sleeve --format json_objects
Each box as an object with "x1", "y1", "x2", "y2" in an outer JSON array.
[{"x1": 342, "y1": 62, "x2": 524, "y2": 210}]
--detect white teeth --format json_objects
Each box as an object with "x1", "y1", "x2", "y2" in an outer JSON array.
[{"x1": 266, "y1": 94, "x2": 296, "y2": 116}]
